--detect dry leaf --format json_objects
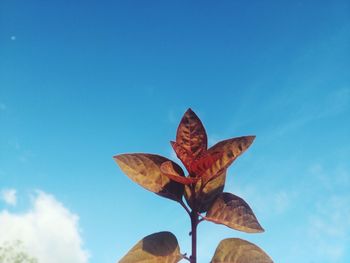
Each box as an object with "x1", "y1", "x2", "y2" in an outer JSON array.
[
  {"x1": 114, "y1": 154, "x2": 184, "y2": 201},
  {"x1": 119, "y1": 231, "x2": 183, "y2": 263},
  {"x1": 205, "y1": 192, "x2": 264, "y2": 233},
  {"x1": 211, "y1": 238, "x2": 273, "y2": 263}
]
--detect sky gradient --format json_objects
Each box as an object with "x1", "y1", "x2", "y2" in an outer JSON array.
[{"x1": 1, "y1": 1, "x2": 350, "y2": 262}]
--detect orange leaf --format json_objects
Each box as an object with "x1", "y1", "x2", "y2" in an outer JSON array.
[
  {"x1": 189, "y1": 151, "x2": 223, "y2": 178},
  {"x1": 176, "y1": 108, "x2": 207, "y2": 159},
  {"x1": 160, "y1": 161, "x2": 197, "y2": 185}
]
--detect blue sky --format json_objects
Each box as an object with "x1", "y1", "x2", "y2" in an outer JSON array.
[{"x1": 1, "y1": 1, "x2": 350, "y2": 262}]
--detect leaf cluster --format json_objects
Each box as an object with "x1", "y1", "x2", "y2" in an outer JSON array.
[{"x1": 114, "y1": 109, "x2": 273, "y2": 262}]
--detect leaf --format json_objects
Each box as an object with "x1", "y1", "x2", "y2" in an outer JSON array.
[
  {"x1": 189, "y1": 151, "x2": 223, "y2": 179},
  {"x1": 185, "y1": 170, "x2": 227, "y2": 212},
  {"x1": 176, "y1": 108, "x2": 207, "y2": 159},
  {"x1": 160, "y1": 161, "x2": 197, "y2": 185},
  {"x1": 205, "y1": 192, "x2": 264, "y2": 233},
  {"x1": 211, "y1": 238, "x2": 273, "y2": 263},
  {"x1": 113, "y1": 154, "x2": 184, "y2": 201},
  {"x1": 170, "y1": 141, "x2": 194, "y2": 172},
  {"x1": 202, "y1": 136, "x2": 255, "y2": 182},
  {"x1": 119, "y1": 231, "x2": 183, "y2": 263}
]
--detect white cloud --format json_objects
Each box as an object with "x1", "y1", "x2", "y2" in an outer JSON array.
[
  {"x1": 1, "y1": 189, "x2": 17, "y2": 206},
  {"x1": 0, "y1": 191, "x2": 90, "y2": 263}
]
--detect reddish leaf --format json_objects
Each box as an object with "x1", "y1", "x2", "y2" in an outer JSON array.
[
  {"x1": 176, "y1": 108, "x2": 207, "y2": 159},
  {"x1": 160, "y1": 161, "x2": 197, "y2": 185},
  {"x1": 189, "y1": 151, "x2": 223, "y2": 178},
  {"x1": 113, "y1": 153, "x2": 184, "y2": 202},
  {"x1": 202, "y1": 136, "x2": 255, "y2": 182},
  {"x1": 170, "y1": 141, "x2": 194, "y2": 172},
  {"x1": 205, "y1": 192, "x2": 264, "y2": 233}
]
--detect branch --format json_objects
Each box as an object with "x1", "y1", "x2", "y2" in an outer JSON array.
[
  {"x1": 179, "y1": 199, "x2": 191, "y2": 217},
  {"x1": 197, "y1": 218, "x2": 205, "y2": 225},
  {"x1": 182, "y1": 253, "x2": 191, "y2": 262},
  {"x1": 196, "y1": 213, "x2": 206, "y2": 225}
]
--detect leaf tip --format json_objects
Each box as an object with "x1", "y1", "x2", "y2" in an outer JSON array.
[
  {"x1": 112, "y1": 154, "x2": 120, "y2": 161},
  {"x1": 113, "y1": 154, "x2": 130, "y2": 168},
  {"x1": 113, "y1": 154, "x2": 124, "y2": 161},
  {"x1": 247, "y1": 135, "x2": 256, "y2": 141},
  {"x1": 245, "y1": 135, "x2": 256, "y2": 148},
  {"x1": 257, "y1": 222, "x2": 265, "y2": 232},
  {"x1": 184, "y1": 108, "x2": 198, "y2": 118}
]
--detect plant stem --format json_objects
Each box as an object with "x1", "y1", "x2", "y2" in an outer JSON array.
[
  {"x1": 190, "y1": 208, "x2": 199, "y2": 263},
  {"x1": 189, "y1": 183, "x2": 199, "y2": 263},
  {"x1": 179, "y1": 200, "x2": 191, "y2": 217}
]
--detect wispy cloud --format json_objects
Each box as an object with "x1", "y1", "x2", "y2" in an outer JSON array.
[
  {"x1": 1, "y1": 189, "x2": 17, "y2": 206},
  {"x1": 287, "y1": 163, "x2": 350, "y2": 262},
  {"x1": 272, "y1": 87, "x2": 350, "y2": 137},
  {"x1": 306, "y1": 194, "x2": 350, "y2": 262}
]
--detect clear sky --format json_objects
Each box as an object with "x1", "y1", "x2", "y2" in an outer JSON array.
[{"x1": 1, "y1": 1, "x2": 350, "y2": 262}]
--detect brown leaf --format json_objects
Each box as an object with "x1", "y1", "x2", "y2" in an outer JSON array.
[
  {"x1": 160, "y1": 161, "x2": 197, "y2": 185},
  {"x1": 113, "y1": 154, "x2": 184, "y2": 201},
  {"x1": 176, "y1": 108, "x2": 207, "y2": 159},
  {"x1": 205, "y1": 192, "x2": 264, "y2": 233},
  {"x1": 202, "y1": 136, "x2": 255, "y2": 182},
  {"x1": 119, "y1": 231, "x2": 183, "y2": 263},
  {"x1": 185, "y1": 170, "x2": 227, "y2": 212},
  {"x1": 211, "y1": 238, "x2": 273, "y2": 263}
]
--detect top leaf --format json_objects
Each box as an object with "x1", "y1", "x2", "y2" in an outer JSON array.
[
  {"x1": 113, "y1": 153, "x2": 184, "y2": 202},
  {"x1": 176, "y1": 108, "x2": 207, "y2": 159},
  {"x1": 119, "y1": 231, "x2": 183, "y2": 263}
]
